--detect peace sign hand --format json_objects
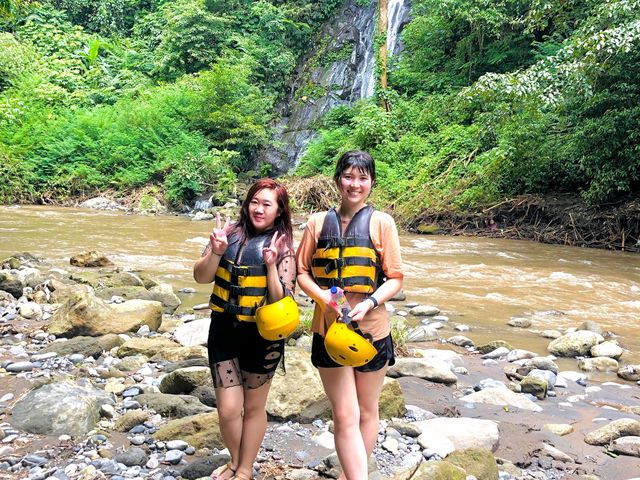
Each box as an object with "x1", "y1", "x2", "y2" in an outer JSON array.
[
  {"x1": 263, "y1": 231, "x2": 286, "y2": 267},
  {"x1": 210, "y1": 212, "x2": 230, "y2": 256}
]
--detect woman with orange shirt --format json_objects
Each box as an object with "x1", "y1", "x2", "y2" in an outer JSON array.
[{"x1": 296, "y1": 151, "x2": 404, "y2": 480}]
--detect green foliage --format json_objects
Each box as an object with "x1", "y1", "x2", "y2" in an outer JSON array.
[{"x1": 187, "y1": 58, "x2": 272, "y2": 167}]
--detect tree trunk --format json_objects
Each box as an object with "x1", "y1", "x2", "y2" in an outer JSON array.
[{"x1": 378, "y1": 0, "x2": 390, "y2": 110}]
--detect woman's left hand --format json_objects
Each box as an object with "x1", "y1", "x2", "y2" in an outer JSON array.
[
  {"x1": 263, "y1": 232, "x2": 286, "y2": 267},
  {"x1": 348, "y1": 299, "x2": 375, "y2": 322}
]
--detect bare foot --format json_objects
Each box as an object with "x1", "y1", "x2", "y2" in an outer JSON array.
[{"x1": 211, "y1": 462, "x2": 235, "y2": 480}]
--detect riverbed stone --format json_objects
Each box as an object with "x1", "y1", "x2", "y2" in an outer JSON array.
[
  {"x1": 47, "y1": 290, "x2": 162, "y2": 337},
  {"x1": 544, "y1": 424, "x2": 574, "y2": 436},
  {"x1": 515, "y1": 356, "x2": 560, "y2": 375},
  {"x1": 70, "y1": 251, "x2": 115, "y2": 268},
  {"x1": 507, "y1": 317, "x2": 531, "y2": 328},
  {"x1": 540, "y1": 330, "x2": 563, "y2": 339},
  {"x1": 96, "y1": 284, "x2": 181, "y2": 314},
  {"x1": 12, "y1": 381, "x2": 114, "y2": 436},
  {"x1": 577, "y1": 320, "x2": 603, "y2": 335},
  {"x1": 153, "y1": 412, "x2": 223, "y2": 449},
  {"x1": 590, "y1": 341, "x2": 624, "y2": 359},
  {"x1": 611, "y1": 436, "x2": 640, "y2": 457},
  {"x1": 506, "y1": 349, "x2": 538, "y2": 362},
  {"x1": 415, "y1": 418, "x2": 499, "y2": 457},
  {"x1": 617, "y1": 365, "x2": 640, "y2": 382},
  {"x1": 459, "y1": 386, "x2": 543, "y2": 412},
  {"x1": 447, "y1": 335, "x2": 473, "y2": 347},
  {"x1": 406, "y1": 325, "x2": 439, "y2": 342},
  {"x1": 267, "y1": 348, "x2": 329, "y2": 421},
  {"x1": 41, "y1": 334, "x2": 124, "y2": 358},
  {"x1": 387, "y1": 357, "x2": 458, "y2": 385},
  {"x1": 173, "y1": 318, "x2": 210, "y2": 347},
  {"x1": 114, "y1": 410, "x2": 150, "y2": 432},
  {"x1": 446, "y1": 448, "x2": 498, "y2": 480},
  {"x1": 411, "y1": 460, "x2": 466, "y2": 480},
  {"x1": 18, "y1": 302, "x2": 42, "y2": 319},
  {"x1": 378, "y1": 377, "x2": 406, "y2": 419},
  {"x1": 477, "y1": 341, "x2": 514, "y2": 355},
  {"x1": 0, "y1": 271, "x2": 23, "y2": 298},
  {"x1": 547, "y1": 331, "x2": 604, "y2": 357},
  {"x1": 578, "y1": 357, "x2": 619, "y2": 372},
  {"x1": 520, "y1": 376, "x2": 547, "y2": 400},
  {"x1": 114, "y1": 447, "x2": 148, "y2": 467},
  {"x1": 584, "y1": 418, "x2": 640, "y2": 445},
  {"x1": 137, "y1": 393, "x2": 214, "y2": 418},
  {"x1": 409, "y1": 305, "x2": 440, "y2": 316},
  {"x1": 117, "y1": 337, "x2": 207, "y2": 362},
  {"x1": 159, "y1": 366, "x2": 213, "y2": 394}
]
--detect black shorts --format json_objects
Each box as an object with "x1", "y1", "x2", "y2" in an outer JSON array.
[
  {"x1": 207, "y1": 312, "x2": 285, "y2": 376},
  {"x1": 311, "y1": 332, "x2": 395, "y2": 372}
]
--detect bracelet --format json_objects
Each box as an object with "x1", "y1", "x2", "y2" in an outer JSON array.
[{"x1": 367, "y1": 296, "x2": 379, "y2": 309}]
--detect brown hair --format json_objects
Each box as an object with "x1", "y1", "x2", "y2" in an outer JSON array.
[{"x1": 232, "y1": 178, "x2": 293, "y2": 254}]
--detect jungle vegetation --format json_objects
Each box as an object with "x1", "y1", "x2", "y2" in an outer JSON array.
[{"x1": 1, "y1": 0, "x2": 639, "y2": 221}]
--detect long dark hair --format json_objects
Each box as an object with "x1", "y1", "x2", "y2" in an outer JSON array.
[{"x1": 231, "y1": 178, "x2": 293, "y2": 254}]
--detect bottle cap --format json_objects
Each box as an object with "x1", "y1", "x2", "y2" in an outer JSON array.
[{"x1": 330, "y1": 286, "x2": 338, "y2": 294}]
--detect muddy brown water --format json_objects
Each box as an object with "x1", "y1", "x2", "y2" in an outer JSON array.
[{"x1": 1, "y1": 205, "x2": 639, "y2": 371}]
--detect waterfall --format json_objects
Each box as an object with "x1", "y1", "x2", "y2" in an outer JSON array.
[
  {"x1": 258, "y1": 0, "x2": 411, "y2": 173},
  {"x1": 386, "y1": 0, "x2": 407, "y2": 57}
]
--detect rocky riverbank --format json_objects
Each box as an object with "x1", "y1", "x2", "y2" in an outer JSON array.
[{"x1": 1, "y1": 249, "x2": 640, "y2": 480}]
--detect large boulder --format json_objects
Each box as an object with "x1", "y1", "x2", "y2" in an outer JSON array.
[
  {"x1": 459, "y1": 386, "x2": 542, "y2": 412},
  {"x1": 47, "y1": 290, "x2": 162, "y2": 337},
  {"x1": 590, "y1": 341, "x2": 624, "y2": 359},
  {"x1": 415, "y1": 418, "x2": 499, "y2": 458},
  {"x1": 379, "y1": 377, "x2": 406, "y2": 419},
  {"x1": 584, "y1": 419, "x2": 640, "y2": 445},
  {"x1": 117, "y1": 337, "x2": 207, "y2": 362},
  {"x1": 69, "y1": 251, "x2": 115, "y2": 268},
  {"x1": 0, "y1": 271, "x2": 23, "y2": 298},
  {"x1": 578, "y1": 357, "x2": 619, "y2": 372},
  {"x1": 95, "y1": 284, "x2": 181, "y2": 314},
  {"x1": 267, "y1": 348, "x2": 329, "y2": 421},
  {"x1": 136, "y1": 393, "x2": 214, "y2": 418},
  {"x1": 477, "y1": 341, "x2": 514, "y2": 355},
  {"x1": 520, "y1": 376, "x2": 547, "y2": 400},
  {"x1": 411, "y1": 461, "x2": 466, "y2": 480},
  {"x1": 41, "y1": 334, "x2": 124, "y2": 358},
  {"x1": 173, "y1": 318, "x2": 210, "y2": 347},
  {"x1": 12, "y1": 381, "x2": 114, "y2": 436},
  {"x1": 547, "y1": 330, "x2": 604, "y2": 357},
  {"x1": 387, "y1": 357, "x2": 458, "y2": 385},
  {"x1": 48, "y1": 278, "x2": 94, "y2": 304},
  {"x1": 617, "y1": 365, "x2": 640, "y2": 382},
  {"x1": 446, "y1": 448, "x2": 499, "y2": 480},
  {"x1": 611, "y1": 436, "x2": 640, "y2": 457},
  {"x1": 153, "y1": 412, "x2": 223, "y2": 449},
  {"x1": 159, "y1": 367, "x2": 213, "y2": 394}
]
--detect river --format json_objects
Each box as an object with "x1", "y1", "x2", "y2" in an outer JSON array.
[{"x1": 2, "y1": 205, "x2": 639, "y2": 367}]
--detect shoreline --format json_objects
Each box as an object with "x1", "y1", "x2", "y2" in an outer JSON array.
[{"x1": 4, "y1": 191, "x2": 639, "y2": 254}]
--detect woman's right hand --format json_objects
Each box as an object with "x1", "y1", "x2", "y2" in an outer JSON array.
[
  {"x1": 317, "y1": 288, "x2": 341, "y2": 317},
  {"x1": 210, "y1": 212, "x2": 230, "y2": 256}
]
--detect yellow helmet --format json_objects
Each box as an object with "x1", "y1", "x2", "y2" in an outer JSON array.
[
  {"x1": 255, "y1": 296, "x2": 300, "y2": 341},
  {"x1": 324, "y1": 321, "x2": 378, "y2": 367}
]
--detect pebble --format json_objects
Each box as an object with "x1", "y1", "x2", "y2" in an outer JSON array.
[
  {"x1": 164, "y1": 450, "x2": 184, "y2": 464},
  {"x1": 6, "y1": 361, "x2": 35, "y2": 372},
  {"x1": 129, "y1": 436, "x2": 146, "y2": 446}
]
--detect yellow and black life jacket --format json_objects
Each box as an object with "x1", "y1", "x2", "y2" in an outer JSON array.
[
  {"x1": 311, "y1": 206, "x2": 383, "y2": 294},
  {"x1": 209, "y1": 233, "x2": 269, "y2": 322}
]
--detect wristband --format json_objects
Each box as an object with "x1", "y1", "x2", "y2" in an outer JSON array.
[{"x1": 367, "y1": 296, "x2": 378, "y2": 309}]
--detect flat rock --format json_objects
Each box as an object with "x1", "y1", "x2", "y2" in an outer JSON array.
[
  {"x1": 459, "y1": 386, "x2": 543, "y2": 412},
  {"x1": 387, "y1": 357, "x2": 458, "y2": 384},
  {"x1": 415, "y1": 418, "x2": 499, "y2": 458}
]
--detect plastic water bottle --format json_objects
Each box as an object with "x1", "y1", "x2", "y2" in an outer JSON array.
[{"x1": 330, "y1": 286, "x2": 351, "y2": 322}]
